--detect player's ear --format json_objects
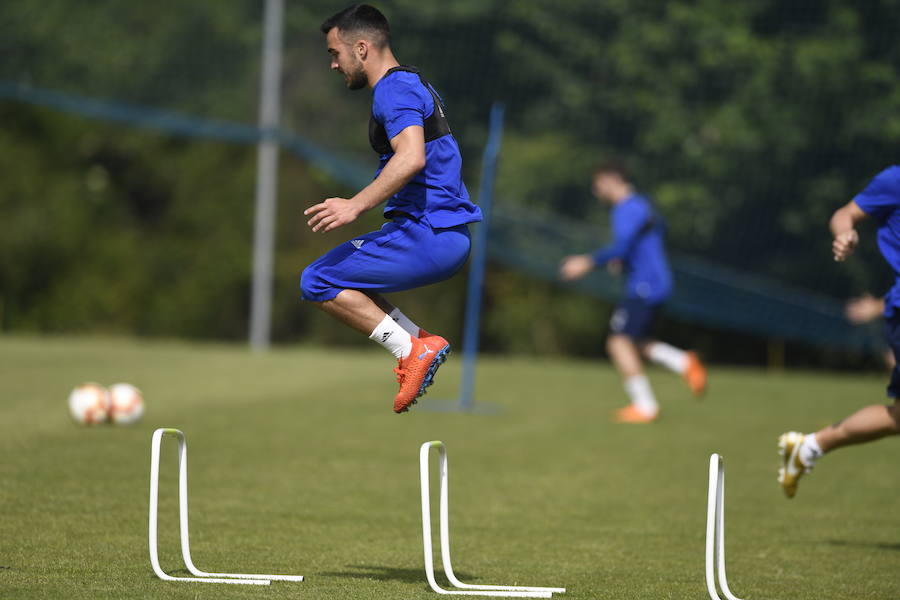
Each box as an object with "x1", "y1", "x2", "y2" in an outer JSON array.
[{"x1": 355, "y1": 39, "x2": 368, "y2": 61}]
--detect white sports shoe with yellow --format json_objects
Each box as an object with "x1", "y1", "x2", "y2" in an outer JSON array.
[{"x1": 778, "y1": 431, "x2": 813, "y2": 498}]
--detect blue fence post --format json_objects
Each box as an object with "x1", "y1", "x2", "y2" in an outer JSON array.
[{"x1": 458, "y1": 102, "x2": 505, "y2": 412}]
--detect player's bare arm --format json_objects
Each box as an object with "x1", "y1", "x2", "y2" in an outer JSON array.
[
  {"x1": 830, "y1": 200, "x2": 866, "y2": 262},
  {"x1": 305, "y1": 125, "x2": 426, "y2": 233}
]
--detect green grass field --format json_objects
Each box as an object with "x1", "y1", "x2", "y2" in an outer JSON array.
[{"x1": 2, "y1": 335, "x2": 898, "y2": 599}]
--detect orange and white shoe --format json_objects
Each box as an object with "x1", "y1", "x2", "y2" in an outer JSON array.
[
  {"x1": 418, "y1": 329, "x2": 449, "y2": 350},
  {"x1": 613, "y1": 404, "x2": 658, "y2": 424},
  {"x1": 393, "y1": 336, "x2": 451, "y2": 413},
  {"x1": 417, "y1": 331, "x2": 451, "y2": 378},
  {"x1": 684, "y1": 352, "x2": 707, "y2": 398},
  {"x1": 415, "y1": 330, "x2": 450, "y2": 397}
]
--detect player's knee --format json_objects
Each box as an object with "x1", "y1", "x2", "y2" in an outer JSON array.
[
  {"x1": 299, "y1": 264, "x2": 325, "y2": 302},
  {"x1": 889, "y1": 402, "x2": 900, "y2": 429},
  {"x1": 606, "y1": 334, "x2": 626, "y2": 354}
]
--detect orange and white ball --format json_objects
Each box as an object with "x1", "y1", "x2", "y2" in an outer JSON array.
[
  {"x1": 68, "y1": 383, "x2": 111, "y2": 425},
  {"x1": 108, "y1": 383, "x2": 144, "y2": 425}
]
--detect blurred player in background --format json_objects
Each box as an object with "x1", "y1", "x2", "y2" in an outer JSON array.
[
  {"x1": 301, "y1": 5, "x2": 481, "y2": 413},
  {"x1": 779, "y1": 165, "x2": 900, "y2": 497},
  {"x1": 559, "y1": 161, "x2": 706, "y2": 423}
]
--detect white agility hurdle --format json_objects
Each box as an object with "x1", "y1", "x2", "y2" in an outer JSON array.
[
  {"x1": 705, "y1": 453, "x2": 744, "y2": 600},
  {"x1": 419, "y1": 441, "x2": 566, "y2": 598},
  {"x1": 148, "y1": 428, "x2": 304, "y2": 585}
]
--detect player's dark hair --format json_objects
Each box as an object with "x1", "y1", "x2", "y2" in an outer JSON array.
[
  {"x1": 321, "y1": 4, "x2": 390, "y2": 49},
  {"x1": 592, "y1": 159, "x2": 630, "y2": 181}
]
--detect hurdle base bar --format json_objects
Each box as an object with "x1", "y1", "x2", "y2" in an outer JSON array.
[
  {"x1": 420, "y1": 441, "x2": 566, "y2": 598},
  {"x1": 149, "y1": 428, "x2": 304, "y2": 585},
  {"x1": 705, "y1": 453, "x2": 744, "y2": 600},
  {"x1": 153, "y1": 572, "x2": 271, "y2": 585}
]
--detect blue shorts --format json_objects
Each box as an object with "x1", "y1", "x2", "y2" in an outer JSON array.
[
  {"x1": 608, "y1": 297, "x2": 661, "y2": 341},
  {"x1": 885, "y1": 314, "x2": 900, "y2": 398},
  {"x1": 300, "y1": 217, "x2": 471, "y2": 302}
]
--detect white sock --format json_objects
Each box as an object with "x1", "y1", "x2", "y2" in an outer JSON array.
[
  {"x1": 388, "y1": 307, "x2": 422, "y2": 337},
  {"x1": 645, "y1": 342, "x2": 689, "y2": 374},
  {"x1": 623, "y1": 375, "x2": 659, "y2": 415},
  {"x1": 799, "y1": 433, "x2": 823, "y2": 466},
  {"x1": 369, "y1": 315, "x2": 413, "y2": 359}
]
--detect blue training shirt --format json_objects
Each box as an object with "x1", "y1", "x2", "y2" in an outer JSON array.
[
  {"x1": 591, "y1": 194, "x2": 673, "y2": 303},
  {"x1": 852, "y1": 165, "x2": 900, "y2": 317},
  {"x1": 371, "y1": 70, "x2": 482, "y2": 228}
]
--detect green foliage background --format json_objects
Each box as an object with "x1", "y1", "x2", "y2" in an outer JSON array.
[{"x1": 1, "y1": 1, "x2": 899, "y2": 359}]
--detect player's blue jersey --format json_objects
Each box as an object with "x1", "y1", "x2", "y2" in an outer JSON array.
[
  {"x1": 592, "y1": 194, "x2": 672, "y2": 303},
  {"x1": 852, "y1": 165, "x2": 900, "y2": 317},
  {"x1": 371, "y1": 70, "x2": 482, "y2": 228}
]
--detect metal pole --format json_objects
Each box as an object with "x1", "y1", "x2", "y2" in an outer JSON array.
[
  {"x1": 249, "y1": 0, "x2": 284, "y2": 351},
  {"x1": 458, "y1": 103, "x2": 505, "y2": 411}
]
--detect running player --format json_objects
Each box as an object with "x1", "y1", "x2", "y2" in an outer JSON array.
[
  {"x1": 779, "y1": 165, "x2": 900, "y2": 497},
  {"x1": 559, "y1": 161, "x2": 706, "y2": 423},
  {"x1": 301, "y1": 5, "x2": 481, "y2": 413}
]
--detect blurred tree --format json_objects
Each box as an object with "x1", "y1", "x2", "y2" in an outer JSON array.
[{"x1": 1, "y1": 0, "x2": 899, "y2": 363}]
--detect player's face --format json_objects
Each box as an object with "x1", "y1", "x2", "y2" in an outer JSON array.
[{"x1": 326, "y1": 28, "x2": 368, "y2": 90}]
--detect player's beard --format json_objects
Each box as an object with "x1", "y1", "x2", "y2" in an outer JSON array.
[{"x1": 344, "y1": 58, "x2": 367, "y2": 90}]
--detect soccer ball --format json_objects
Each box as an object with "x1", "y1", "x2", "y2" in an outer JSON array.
[
  {"x1": 68, "y1": 383, "x2": 110, "y2": 425},
  {"x1": 108, "y1": 383, "x2": 144, "y2": 425}
]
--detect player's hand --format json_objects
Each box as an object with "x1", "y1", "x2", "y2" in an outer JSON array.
[
  {"x1": 559, "y1": 254, "x2": 595, "y2": 281},
  {"x1": 845, "y1": 294, "x2": 884, "y2": 324},
  {"x1": 832, "y1": 229, "x2": 859, "y2": 262},
  {"x1": 304, "y1": 197, "x2": 362, "y2": 233}
]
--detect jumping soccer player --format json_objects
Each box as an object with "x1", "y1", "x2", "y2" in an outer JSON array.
[
  {"x1": 559, "y1": 161, "x2": 706, "y2": 423},
  {"x1": 301, "y1": 5, "x2": 481, "y2": 413},
  {"x1": 779, "y1": 165, "x2": 900, "y2": 497}
]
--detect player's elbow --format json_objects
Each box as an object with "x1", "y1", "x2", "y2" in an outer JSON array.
[{"x1": 408, "y1": 151, "x2": 426, "y2": 174}]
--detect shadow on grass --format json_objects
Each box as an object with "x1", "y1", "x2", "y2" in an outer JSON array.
[
  {"x1": 319, "y1": 563, "x2": 478, "y2": 584},
  {"x1": 825, "y1": 539, "x2": 900, "y2": 551},
  {"x1": 148, "y1": 569, "x2": 191, "y2": 579}
]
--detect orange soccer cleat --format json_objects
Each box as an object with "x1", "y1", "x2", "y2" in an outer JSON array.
[
  {"x1": 613, "y1": 404, "x2": 659, "y2": 424},
  {"x1": 684, "y1": 351, "x2": 707, "y2": 398},
  {"x1": 393, "y1": 336, "x2": 451, "y2": 413}
]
